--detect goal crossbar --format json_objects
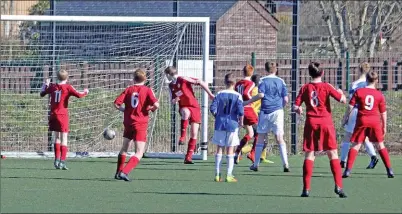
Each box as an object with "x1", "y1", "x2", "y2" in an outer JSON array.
[
  {"x1": 0, "y1": 15, "x2": 210, "y2": 160},
  {"x1": 0, "y1": 15, "x2": 210, "y2": 23}
]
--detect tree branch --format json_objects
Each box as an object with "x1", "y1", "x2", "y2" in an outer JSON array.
[
  {"x1": 319, "y1": 0, "x2": 341, "y2": 58},
  {"x1": 331, "y1": 0, "x2": 348, "y2": 55}
]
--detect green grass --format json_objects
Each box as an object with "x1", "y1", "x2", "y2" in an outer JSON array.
[{"x1": 1, "y1": 156, "x2": 402, "y2": 213}]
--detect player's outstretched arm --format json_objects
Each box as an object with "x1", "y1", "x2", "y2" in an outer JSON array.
[
  {"x1": 69, "y1": 85, "x2": 89, "y2": 98},
  {"x1": 379, "y1": 95, "x2": 387, "y2": 136},
  {"x1": 39, "y1": 78, "x2": 51, "y2": 97},
  {"x1": 182, "y1": 77, "x2": 215, "y2": 100},
  {"x1": 293, "y1": 87, "x2": 304, "y2": 115},
  {"x1": 147, "y1": 102, "x2": 160, "y2": 112},
  {"x1": 342, "y1": 105, "x2": 354, "y2": 127},
  {"x1": 237, "y1": 95, "x2": 244, "y2": 126},
  {"x1": 243, "y1": 93, "x2": 264, "y2": 106}
]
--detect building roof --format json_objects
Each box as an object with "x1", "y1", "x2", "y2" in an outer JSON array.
[{"x1": 49, "y1": 0, "x2": 238, "y2": 22}]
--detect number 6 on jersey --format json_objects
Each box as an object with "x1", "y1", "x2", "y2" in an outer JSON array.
[{"x1": 131, "y1": 93, "x2": 139, "y2": 108}]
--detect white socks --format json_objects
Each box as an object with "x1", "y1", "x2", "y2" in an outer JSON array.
[
  {"x1": 278, "y1": 143, "x2": 289, "y2": 167},
  {"x1": 364, "y1": 141, "x2": 377, "y2": 157},
  {"x1": 226, "y1": 155, "x2": 234, "y2": 176},
  {"x1": 340, "y1": 141, "x2": 350, "y2": 162},
  {"x1": 215, "y1": 153, "x2": 222, "y2": 175},
  {"x1": 253, "y1": 143, "x2": 265, "y2": 167}
]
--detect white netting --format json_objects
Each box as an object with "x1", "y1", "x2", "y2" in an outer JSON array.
[{"x1": 0, "y1": 16, "x2": 209, "y2": 158}]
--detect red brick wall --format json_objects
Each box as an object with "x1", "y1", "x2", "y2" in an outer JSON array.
[{"x1": 215, "y1": 1, "x2": 277, "y2": 61}]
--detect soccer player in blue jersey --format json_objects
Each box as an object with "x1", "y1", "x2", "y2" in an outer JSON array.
[
  {"x1": 210, "y1": 73, "x2": 244, "y2": 183},
  {"x1": 244, "y1": 62, "x2": 290, "y2": 172},
  {"x1": 340, "y1": 62, "x2": 378, "y2": 169}
]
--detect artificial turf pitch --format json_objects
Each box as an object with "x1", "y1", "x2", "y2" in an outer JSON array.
[{"x1": 1, "y1": 155, "x2": 401, "y2": 213}]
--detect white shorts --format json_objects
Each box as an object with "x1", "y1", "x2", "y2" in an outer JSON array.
[
  {"x1": 344, "y1": 108, "x2": 357, "y2": 133},
  {"x1": 212, "y1": 129, "x2": 240, "y2": 147},
  {"x1": 257, "y1": 109, "x2": 284, "y2": 135}
]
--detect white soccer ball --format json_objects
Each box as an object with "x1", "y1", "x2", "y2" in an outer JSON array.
[{"x1": 103, "y1": 128, "x2": 116, "y2": 140}]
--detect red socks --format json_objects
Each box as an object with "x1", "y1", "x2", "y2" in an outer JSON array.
[
  {"x1": 251, "y1": 134, "x2": 258, "y2": 153},
  {"x1": 179, "y1": 120, "x2": 189, "y2": 142},
  {"x1": 303, "y1": 159, "x2": 314, "y2": 190},
  {"x1": 122, "y1": 156, "x2": 140, "y2": 174},
  {"x1": 330, "y1": 159, "x2": 343, "y2": 188},
  {"x1": 116, "y1": 154, "x2": 127, "y2": 173},
  {"x1": 235, "y1": 134, "x2": 252, "y2": 154},
  {"x1": 185, "y1": 138, "x2": 197, "y2": 161},
  {"x1": 346, "y1": 148, "x2": 358, "y2": 170},
  {"x1": 54, "y1": 143, "x2": 61, "y2": 160},
  {"x1": 61, "y1": 145, "x2": 68, "y2": 161},
  {"x1": 379, "y1": 148, "x2": 392, "y2": 168}
]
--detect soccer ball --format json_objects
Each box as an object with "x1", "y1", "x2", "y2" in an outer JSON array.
[{"x1": 103, "y1": 128, "x2": 116, "y2": 140}]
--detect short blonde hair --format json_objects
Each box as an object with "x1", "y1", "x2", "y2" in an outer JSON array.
[
  {"x1": 134, "y1": 68, "x2": 147, "y2": 83},
  {"x1": 57, "y1": 70, "x2": 68, "y2": 81},
  {"x1": 359, "y1": 62, "x2": 370, "y2": 74}
]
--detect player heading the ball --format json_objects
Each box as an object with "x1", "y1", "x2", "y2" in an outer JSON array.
[
  {"x1": 340, "y1": 62, "x2": 378, "y2": 169},
  {"x1": 342, "y1": 71, "x2": 394, "y2": 179},
  {"x1": 293, "y1": 62, "x2": 347, "y2": 198},
  {"x1": 234, "y1": 64, "x2": 258, "y2": 164},
  {"x1": 40, "y1": 70, "x2": 89, "y2": 170},
  {"x1": 164, "y1": 66, "x2": 214, "y2": 164},
  {"x1": 243, "y1": 62, "x2": 290, "y2": 172},
  {"x1": 210, "y1": 73, "x2": 244, "y2": 183},
  {"x1": 114, "y1": 69, "x2": 160, "y2": 182}
]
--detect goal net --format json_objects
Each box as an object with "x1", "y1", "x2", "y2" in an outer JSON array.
[{"x1": 0, "y1": 15, "x2": 211, "y2": 160}]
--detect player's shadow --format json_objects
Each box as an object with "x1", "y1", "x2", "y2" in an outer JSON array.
[
  {"x1": 132, "y1": 190, "x2": 335, "y2": 199},
  {"x1": 0, "y1": 167, "x2": 56, "y2": 171},
  {"x1": 136, "y1": 167, "x2": 214, "y2": 172},
  {"x1": 1, "y1": 176, "x2": 195, "y2": 182}
]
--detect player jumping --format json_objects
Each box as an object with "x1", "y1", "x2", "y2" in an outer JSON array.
[
  {"x1": 293, "y1": 62, "x2": 347, "y2": 198},
  {"x1": 234, "y1": 64, "x2": 259, "y2": 164},
  {"x1": 210, "y1": 73, "x2": 244, "y2": 183},
  {"x1": 342, "y1": 71, "x2": 394, "y2": 179},
  {"x1": 164, "y1": 66, "x2": 214, "y2": 164},
  {"x1": 244, "y1": 62, "x2": 290, "y2": 172},
  {"x1": 40, "y1": 70, "x2": 89, "y2": 170},
  {"x1": 340, "y1": 62, "x2": 378, "y2": 169},
  {"x1": 114, "y1": 69, "x2": 159, "y2": 181}
]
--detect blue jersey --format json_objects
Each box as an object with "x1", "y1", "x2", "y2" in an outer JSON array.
[
  {"x1": 258, "y1": 75, "x2": 288, "y2": 114},
  {"x1": 348, "y1": 79, "x2": 367, "y2": 99},
  {"x1": 210, "y1": 89, "x2": 244, "y2": 132},
  {"x1": 349, "y1": 79, "x2": 367, "y2": 108}
]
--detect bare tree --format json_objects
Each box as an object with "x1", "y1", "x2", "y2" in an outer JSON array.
[{"x1": 316, "y1": 0, "x2": 402, "y2": 57}]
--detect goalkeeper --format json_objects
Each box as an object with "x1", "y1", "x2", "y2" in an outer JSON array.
[{"x1": 242, "y1": 74, "x2": 274, "y2": 164}]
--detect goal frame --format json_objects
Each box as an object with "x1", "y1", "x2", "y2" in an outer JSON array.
[{"x1": 0, "y1": 15, "x2": 210, "y2": 160}]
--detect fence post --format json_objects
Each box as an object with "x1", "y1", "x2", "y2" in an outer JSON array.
[
  {"x1": 81, "y1": 61, "x2": 89, "y2": 89},
  {"x1": 382, "y1": 60, "x2": 388, "y2": 91},
  {"x1": 346, "y1": 51, "x2": 350, "y2": 91},
  {"x1": 251, "y1": 52, "x2": 256, "y2": 68}
]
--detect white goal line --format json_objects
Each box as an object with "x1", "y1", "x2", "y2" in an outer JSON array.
[{"x1": 0, "y1": 15, "x2": 210, "y2": 24}]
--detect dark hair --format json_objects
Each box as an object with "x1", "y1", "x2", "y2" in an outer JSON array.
[
  {"x1": 251, "y1": 74, "x2": 261, "y2": 85},
  {"x1": 308, "y1": 62, "x2": 323, "y2": 78},
  {"x1": 224, "y1": 73, "x2": 236, "y2": 86},
  {"x1": 265, "y1": 61, "x2": 278, "y2": 74},
  {"x1": 366, "y1": 71, "x2": 379, "y2": 83},
  {"x1": 164, "y1": 66, "x2": 177, "y2": 76}
]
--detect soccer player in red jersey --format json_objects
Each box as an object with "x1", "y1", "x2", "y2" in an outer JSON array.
[
  {"x1": 164, "y1": 66, "x2": 215, "y2": 164},
  {"x1": 342, "y1": 71, "x2": 394, "y2": 178},
  {"x1": 234, "y1": 64, "x2": 259, "y2": 164},
  {"x1": 40, "y1": 70, "x2": 89, "y2": 170},
  {"x1": 293, "y1": 62, "x2": 347, "y2": 198},
  {"x1": 114, "y1": 69, "x2": 159, "y2": 181}
]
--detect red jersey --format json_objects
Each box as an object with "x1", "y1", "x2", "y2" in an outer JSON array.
[
  {"x1": 40, "y1": 83, "x2": 87, "y2": 115},
  {"x1": 169, "y1": 76, "x2": 199, "y2": 108},
  {"x1": 295, "y1": 82, "x2": 343, "y2": 124},
  {"x1": 235, "y1": 79, "x2": 255, "y2": 107},
  {"x1": 114, "y1": 84, "x2": 158, "y2": 126},
  {"x1": 349, "y1": 88, "x2": 386, "y2": 126}
]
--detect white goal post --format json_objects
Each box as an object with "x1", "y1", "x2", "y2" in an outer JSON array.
[{"x1": 0, "y1": 15, "x2": 210, "y2": 160}]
